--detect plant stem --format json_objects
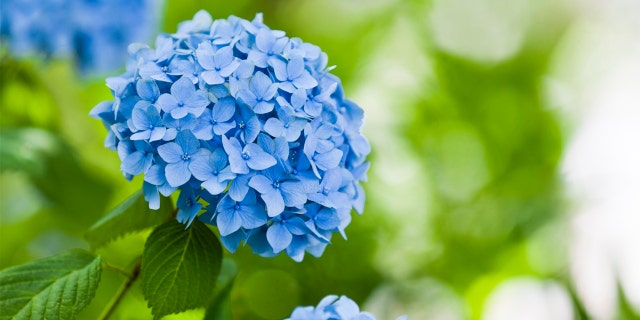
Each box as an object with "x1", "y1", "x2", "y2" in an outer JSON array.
[
  {"x1": 99, "y1": 258, "x2": 142, "y2": 320},
  {"x1": 103, "y1": 263, "x2": 132, "y2": 278}
]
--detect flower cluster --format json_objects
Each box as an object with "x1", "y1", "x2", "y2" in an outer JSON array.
[
  {"x1": 0, "y1": 0, "x2": 160, "y2": 74},
  {"x1": 91, "y1": 11, "x2": 370, "y2": 261},
  {"x1": 288, "y1": 295, "x2": 407, "y2": 320}
]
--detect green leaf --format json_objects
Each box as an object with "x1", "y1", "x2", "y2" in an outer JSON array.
[
  {"x1": 204, "y1": 278, "x2": 234, "y2": 320},
  {"x1": 204, "y1": 259, "x2": 237, "y2": 320},
  {"x1": 141, "y1": 220, "x2": 222, "y2": 319},
  {"x1": 0, "y1": 249, "x2": 102, "y2": 320},
  {"x1": 86, "y1": 191, "x2": 174, "y2": 249}
]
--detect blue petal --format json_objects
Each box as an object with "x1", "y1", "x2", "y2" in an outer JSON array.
[
  {"x1": 255, "y1": 28, "x2": 275, "y2": 53},
  {"x1": 269, "y1": 58, "x2": 288, "y2": 81},
  {"x1": 287, "y1": 57, "x2": 305, "y2": 78},
  {"x1": 322, "y1": 168, "x2": 343, "y2": 189},
  {"x1": 149, "y1": 127, "x2": 166, "y2": 142},
  {"x1": 250, "y1": 72, "x2": 273, "y2": 98},
  {"x1": 229, "y1": 174, "x2": 251, "y2": 201},
  {"x1": 217, "y1": 206, "x2": 243, "y2": 236},
  {"x1": 238, "y1": 89, "x2": 258, "y2": 107},
  {"x1": 264, "y1": 117, "x2": 284, "y2": 137},
  {"x1": 223, "y1": 137, "x2": 249, "y2": 174},
  {"x1": 156, "y1": 93, "x2": 179, "y2": 113},
  {"x1": 293, "y1": 71, "x2": 318, "y2": 90},
  {"x1": 175, "y1": 130, "x2": 200, "y2": 155},
  {"x1": 202, "y1": 179, "x2": 228, "y2": 195},
  {"x1": 195, "y1": 41, "x2": 216, "y2": 70},
  {"x1": 214, "y1": 46, "x2": 235, "y2": 68},
  {"x1": 170, "y1": 107, "x2": 190, "y2": 119},
  {"x1": 121, "y1": 151, "x2": 152, "y2": 176},
  {"x1": 314, "y1": 149, "x2": 343, "y2": 171},
  {"x1": 243, "y1": 116, "x2": 261, "y2": 143},
  {"x1": 261, "y1": 189, "x2": 285, "y2": 217},
  {"x1": 280, "y1": 181, "x2": 307, "y2": 207},
  {"x1": 315, "y1": 208, "x2": 341, "y2": 230},
  {"x1": 219, "y1": 230, "x2": 246, "y2": 253},
  {"x1": 201, "y1": 70, "x2": 225, "y2": 85},
  {"x1": 245, "y1": 143, "x2": 277, "y2": 170},
  {"x1": 188, "y1": 155, "x2": 214, "y2": 181},
  {"x1": 237, "y1": 204, "x2": 267, "y2": 229},
  {"x1": 171, "y1": 76, "x2": 196, "y2": 101},
  {"x1": 144, "y1": 165, "x2": 167, "y2": 186},
  {"x1": 253, "y1": 101, "x2": 274, "y2": 114},
  {"x1": 212, "y1": 97, "x2": 236, "y2": 122},
  {"x1": 165, "y1": 161, "x2": 191, "y2": 187},
  {"x1": 210, "y1": 148, "x2": 229, "y2": 170},
  {"x1": 248, "y1": 175, "x2": 273, "y2": 194},
  {"x1": 143, "y1": 182, "x2": 160, "y2": 210},
  {"x1": 136, "y1": 79, "x2": 160, "y2": 102},
  {"x1": 130, "y1": 130, "x2": 152, "y2": 141},
  {"x1": 132, "y1": 107, "x2": 152, "y2": 130},
  {"x1": 266, "y1": 223, "x2": 292, "y2": 253},
  {"x1": 213, "y1": 121, "x2": 236, "y2": 135}
]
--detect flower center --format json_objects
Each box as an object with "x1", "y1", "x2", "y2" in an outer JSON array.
[
  {"x1": 272, "y1": 181, "x2": 280, "y2": 189},
  {"x1": 241, "y1": 152, "x2": 250, "y2": 160},
  {"x1": 182, "y1": 154, "x2": 191, "y2": 161}
]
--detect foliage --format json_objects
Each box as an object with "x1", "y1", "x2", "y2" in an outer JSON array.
[
  {"x1": 0, "y1": 249, "x2": 101, "y2": 320},
  {"x1": 85, "y1": 191, "x2": 174, "y2": 249},
  {"x1": 141, "y1": 220, "x2": 223, "y2": 318}
]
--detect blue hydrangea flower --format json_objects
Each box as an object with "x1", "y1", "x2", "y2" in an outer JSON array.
[
  {"x1": 0, "y1": 0, "x2": 161, "y2": 74},
  {"x1": 288, "y1": 295, "x2": 408, "y2": 320},
  {"x1": 91, "y1": 10, "x2": 370, "y2": 261}
]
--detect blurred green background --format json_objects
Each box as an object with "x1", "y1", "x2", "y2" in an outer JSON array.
[{"x1": 1, "y1": 0, "x2": 639, "y2": 319}]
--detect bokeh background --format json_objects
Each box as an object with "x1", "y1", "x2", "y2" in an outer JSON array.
[{"x1": 1, "y1": 0, "x2": 639, "y2": 319}]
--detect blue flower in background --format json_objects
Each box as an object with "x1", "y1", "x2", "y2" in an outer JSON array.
[
  {"x1": 288, "y1": 295, "x2": 408, "y2": 320},
  {"x1": 91, "y1": 10, "x2": 370, "y2": 261},
  {"x1": 0, "y1": 0, "x2": 161, "y2": 75}
]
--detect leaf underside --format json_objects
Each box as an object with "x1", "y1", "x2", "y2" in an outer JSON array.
[
  {"x1": 0, "y1": 249, "x2": 102, "y2": 320},
  {"x1": 141, "y1": 220, "x2": 222, "y2": 319}
]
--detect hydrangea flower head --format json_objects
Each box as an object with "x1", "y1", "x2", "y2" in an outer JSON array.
[
  {"x1": 288, "y1": 295, "x2": 407, "y2": 320},
  {"x1": 91, "y1": 10, "x2": 370, "y2": 261},
  {"x1": 0, "y1": 0, "x2": 160, "y2": 74}
]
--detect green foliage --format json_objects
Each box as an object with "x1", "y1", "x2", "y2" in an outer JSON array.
[
  {"x1": 0, "y1": 249, "x2": 101, "y2": 320},
  {"x1": 204, "y1": 279, "x2": 235, "y2": 320},
  {"x1": 0, "y1": 128, "x2": 57, "y2": 176},
  {"x1": 86, "y1": 191, "x2": 174, "y2": 249},
  {"x1": 141, "y1": 220, "x2": 222, "y2": 319}
]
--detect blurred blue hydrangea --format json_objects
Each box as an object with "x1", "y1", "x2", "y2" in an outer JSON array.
[
  {"x1": 91, "y1": 10, "x2": 370, "y2": 261},
  {"x1": 288, "y1": 295, "x2": 407, "y2": 320},
  {"x1": 0, "y1": 0, "x2": 161, "y2": 74}
]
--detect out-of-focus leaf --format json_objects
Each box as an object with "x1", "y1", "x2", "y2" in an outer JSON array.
[
  {"x1": 204, "y1": 259, "x2": 237, "y2": 320},
  {"x1": 0, "y1": 128, "x2": 58, "y2": 175},
  {"x1": 85, "y1": 191, "x2": 174, "y2": 249},
  {"x1": 0, "y1": 127, "x2": 113, "y2": 231},
  {"x1": 204, "y1": 278, "x2": 235, "y2": 320},
  {"x1": 141, "y1": 220, "x2": 222, "y2": 319},
  {"x1": 0, "y1": 249, "x2": 101, "y2": 320}
]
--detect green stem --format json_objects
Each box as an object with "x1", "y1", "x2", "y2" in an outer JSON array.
[
  {"x1": 99, "y1": 258, "x2": 142, "y2": 320},
  {"x1": 102, "y1": 263, "x2": 132, "y2": 278}
]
